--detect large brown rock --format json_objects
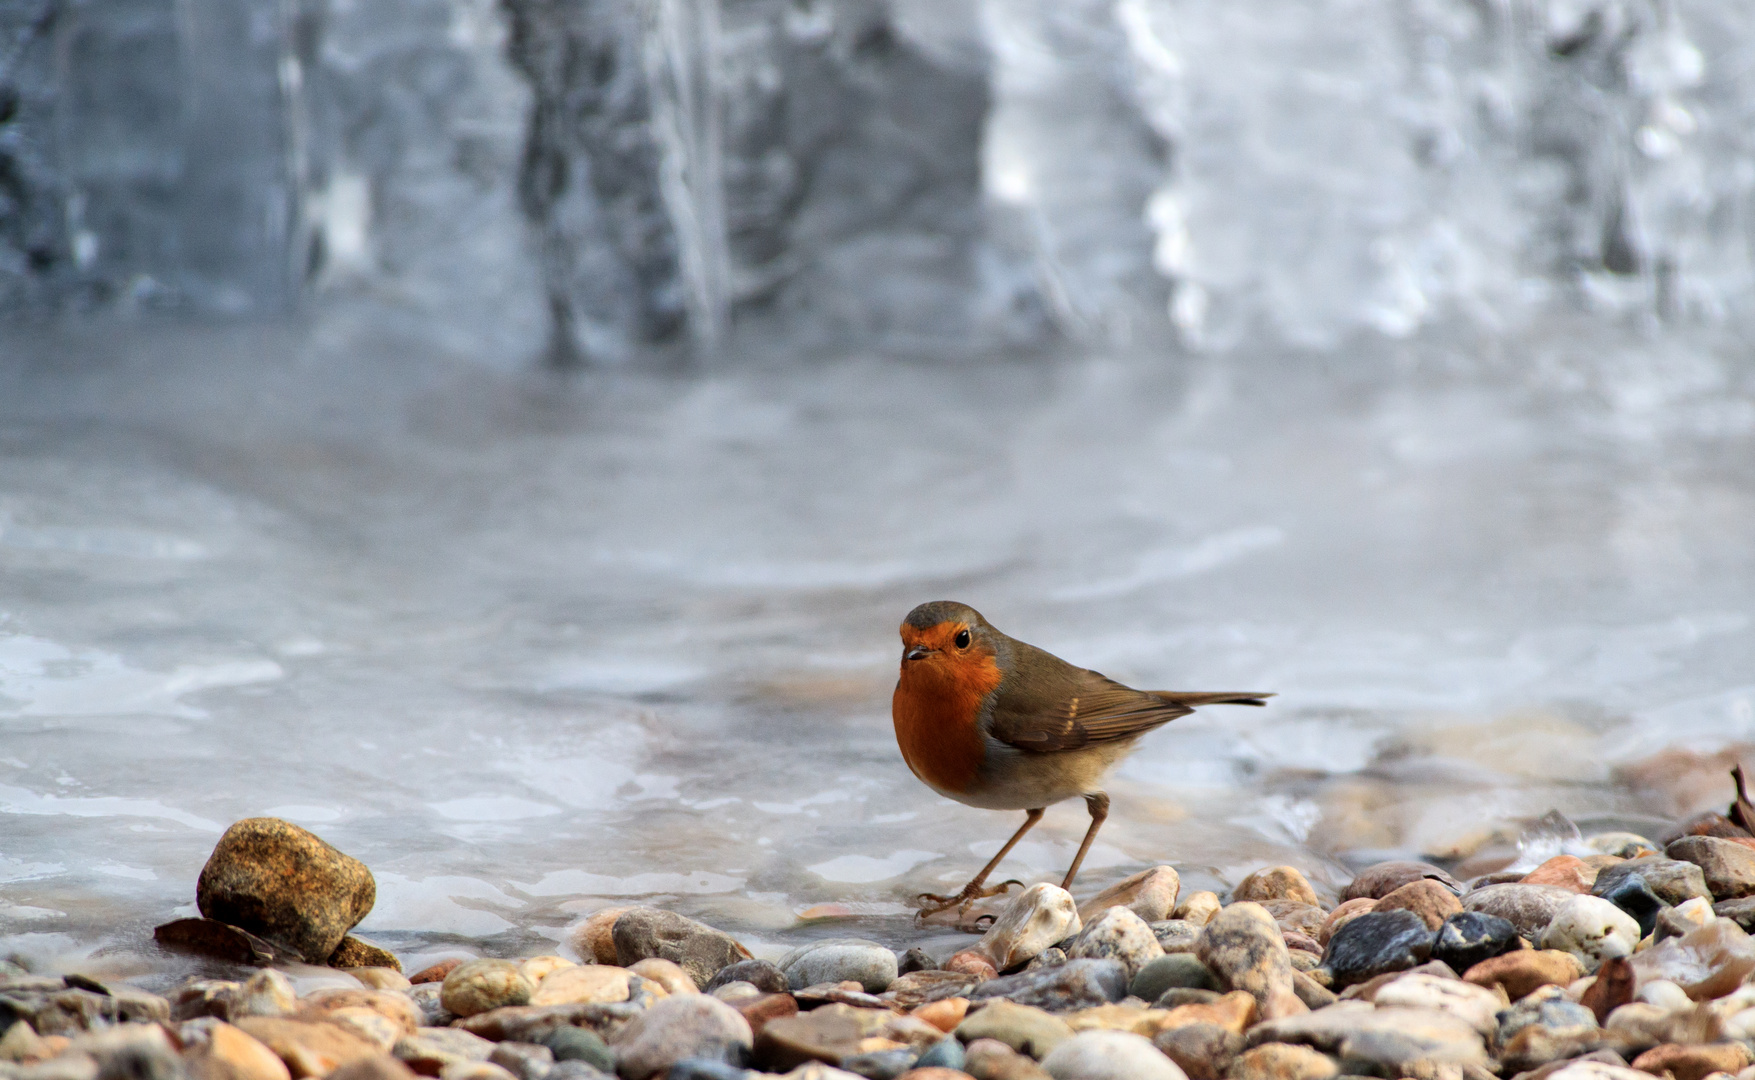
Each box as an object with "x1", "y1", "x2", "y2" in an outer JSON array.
[
  {"x1": 197, "y1": 818, "x2": 376, "y2": 964},
  {"x1": 611, "y1": 908, "x2": 751, "y2": 990},
  {"x1": 1665, "y1": 836, "x2": 1755, "y2": 900}
]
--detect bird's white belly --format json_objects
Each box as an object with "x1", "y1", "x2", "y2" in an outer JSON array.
[{"x1": 938, "y1": 738, "x2": 1138, "y2": 810}]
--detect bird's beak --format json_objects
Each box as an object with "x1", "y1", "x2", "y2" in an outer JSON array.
[{"x1": 904, "y1": 645, "x2": 937, "y2": 662}]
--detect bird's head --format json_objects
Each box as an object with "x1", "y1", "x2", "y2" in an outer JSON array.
[{"x1": 898, "y1": 600, "x2": 996, "y2": 669}]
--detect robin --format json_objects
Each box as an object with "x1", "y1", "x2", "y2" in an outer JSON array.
[{"x1": 892, "y1": 600, "x2": 1272, "y2": 915}]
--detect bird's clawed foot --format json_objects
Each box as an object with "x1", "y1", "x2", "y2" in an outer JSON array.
[{"x1": 914, "y1": 878, "x2": 1025, "y2": 920}]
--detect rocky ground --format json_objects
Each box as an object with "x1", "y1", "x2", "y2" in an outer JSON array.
[{"x1": 9, "y1": 810, "x2": 1755, "y2": 1080}]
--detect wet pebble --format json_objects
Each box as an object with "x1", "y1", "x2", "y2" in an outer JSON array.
[
  {"x1": 955, "y1": 1001, "x2": 1072, "y2": 1058},
  {"x1": 1066, "y1": 907, "x2": 1163, "y2": 978},
  {"x1": 195, "y1": 818, "x2": 377, "y2": 965},
  {"x1": 1320, "y1": 909, "x2": 1432, "y2": 990},
  {"x1": 1340, "y1": 862, "x2": 1461, "y2": 902},
  {"x1": 610, "y1": 995, "x2": 752, "y2": 1080},
  {"x1": 1370, "y1": 880, "x2": 1461, "y2": 931},
  {"x1": 1232, "y1": 867, "x2": 1319, "y2": 907},
  {"x1": 974, "y1": 884, "x2": 1083, "y2": 971},
  {"x1": 1540, "y1": 894, "x2": 1640, "y2": 969},
  {"x1": 1226, "y1": 1042, "x2": 1338, "y2": 1080},
  {"x1": 611, "y1": 909, "x2": 752, "y2": 991},
  {"x1": 1521, "y1": 855, "x2": 1598, "y2": 893},
  {"x1": 1173, "y1": 893, "x2": 1222, "y2": 928},
  {"x1": 1077, "y1": 867, "x2": 1181, "y2": 924},
  {"x1": 486, "y1": 1042, "x2": 553, "y2": 1080},
  {"x1": 1152, "y1": 1022, "x2": 1241, "y2": 1080},
  {"x1": 185, "y1": 1022, "x2": 292, "y2": 1080},
  {"x1": 1462, "y1": 883, "x2": 1577, "y2": 939},
  {"x1": 1629, "y1": 1042, "x2": 1753, "y2": 1080},
  {"x1": 969, "y1": 959, "x2": 1128, "y2": 1012},
  {"x1": 536, "y1": 1028, "x2": 614, "y2": 1074},
  {"x1": 1130, "y1": 955, "x2": 1217, "y2": 1001},
  {"x1": 1628, "y1": 919, "x2": 1755, "y2": 1000},
  {"x1": 706, "y1": 959, "x2": 789, "y2": 995},
  {"x1": 1591, "y1": 858, "x2": 1710, "y2": 907},
  {"x1": 1038, "y1": 1030, "x2": 1184, "y2": 1080},
  {"x1": 1461, "y1": 949, "x2": 1585, "y2": 1001},
  {"x1": 963, "y1": 1037, "x2": 1053, "y2": 1079},
  {"x1": 441, "y1": 961, "x2": 534, "y2": 1018},
  {"x1": 1149, "y1": 921, "x2": 1202, "y2": 954},
  {"x1": 779, "y1": 940, "x2": 900, "y2": 994},
  {"x1": 1666, "y1": 836, "x2": 1755, "y2": 900},
  {"x1": 1430, "y1": 912, "x2": 1519, "y2": 973},
  {"x1": 1597, "y1": 874, "x2": 1668, "y2": 938},
  {"x1": 1196, "y1": 903, "x2": 1304, "y2": 1020}
]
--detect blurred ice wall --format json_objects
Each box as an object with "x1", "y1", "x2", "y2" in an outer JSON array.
[{"x1": 1, "y1": 0, "x2": 1752, "y2": 361}]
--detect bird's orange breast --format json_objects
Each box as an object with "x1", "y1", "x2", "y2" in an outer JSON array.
[{"x1": 892, "y1": 648, "x2": 1002, "y2": 796}]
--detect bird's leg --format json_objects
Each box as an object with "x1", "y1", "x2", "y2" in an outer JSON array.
[
  {"x1": 1059, "y1": 792, "x2": 1110, "y2": 891},
  {"x1": 916, "y1": 807, "x2": 1045, "y2": 916}
]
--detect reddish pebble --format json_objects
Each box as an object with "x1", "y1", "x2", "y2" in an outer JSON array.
[
  {"x1": 735, "y1": 992, "x2": 799, "y2": 1039},
  {"x1": 1282, "y1": 931, "x2": 1322, "y2": 955},
  {"x1": 945, "y1": 950, "x2": 998, "y2": 980},
  {"x1": 408, "y1": 959, "x2": 462, "y2": 985},
  {"x1": 1521, "y1": 855, "x2": 1596, "y2": 893},
  {"x1": 1318, "y1": 898, "x2": 1375, "y2": 945},
  {"x1": 912, "y1": 996, "x2": 969, "y2": 1032}
]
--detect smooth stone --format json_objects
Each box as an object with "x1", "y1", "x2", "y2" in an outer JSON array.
[
  {"x1": 1666, "y1": 837, "x2": 1755, "y2": 900},
  {"x1": 1023, "y1": 948, "x2": 1068, "y2": 973},
  {"x1": 1155, "y1": 988, "x2": 1224, "y2": 1009},
  {"x1": 1587, "y1": 832, "x2": 1657, "y2": 857},
  {"x1": 1245, "y1": 1002, "x2": 1487, "y2": 1069},
  {"x1": 1579, "y1": 956, "x2": 1636, "y2": 1024},
  {"x1": 1226, "y1": 1042, "x2": 1338, "y2": 1080},
  {"x1": 1149, "y1": 921, "x2": 1202, "y2": 955},
  {"x1": 235, "y1": 1017, "x2": 380, "y2": 1078},
  {"x1": 1156, "y1": 991, "x2": 1257, "y2": 1036},
  {"x1": 1315, "y1": 900, "x2": 1375, "y2": 947},
  {"x1": 974, "y1": 884, "x2": 1083, "y2": 971},
  {"x1": 778, "y1": 940, "x2": 900, "y2": 994},
  {"x1": 705, "y1": 959, "x2": 789, "y2": 995},
  {"x1": 1039, "y1": 1030, "x2": 1185, "y2": 1080},
  {"x1": 536, "y1": 1027, "x2": 614, "y2": 1073},
  {"x1": 1630, "y1": 1043, "x2": 1753, "y2": 1080},
  {"x1": 911, "y1": 1000, "x2": 969, "y2": 1034},
  {"x1": 438, "y1": 1064, "x2": 517, "y2": 1080},
  {"x1": 411, "y1": 960, "x2": 464, "y2": 985},
  {"x1": 1370, "y1": 881, "x2": 1461, "y2": 932},
  {"x1": 1340, "y1": 863, "x2": 1461, "y2": 902},
  {"x1": 196, "y1": 817, "x2": 375, "y2": 964},
  {"x1": 569, "y1": 908, "x2": 633, "y2": 966},
  {"x1": 234, "y1": 970, "x2": 299, "y2": 1020},
  {"x1": 1462, "y1": 883, "x2": 1578, "y2": 939},
  {"x1": 1461, "y1": 950, "x2": 1585, "y2": 1001},
  {"x1": 323, "y1": 1057, "x2": 420, "y2": 1080},
  {"x1": 1717, "y1": 896, "x2": 1755, "y2": 932},
  {"x1": 530, "y1": 966, "x2": 630, "y2": 1006},
  {"x1": 1655, "y1": 897, "x2": 1717, "y2": 942},
  {"x1": 1627, "y1": 919, "x2": 1755, "y2": 1000},
  {"x1": 1078, "y1": 867, "x2": 1182, "y2": 924},
  {"x1": 962, "y1": 1037, "x2": 1053, "y2": 1079},
  {"x1": 1320, "y1": 910, "x2": 1432, "y2": 990},
  {"x1": 1153, "y1": 1023, "x2": 1242, "y2": 1080},
  {"x1": 733, "y1": 992, "x2": 800, "y2": 1040},
  {"x1": 1495, "y1": 985, "x2": 1598, "y2": 1047},
  {"x1": 392, "y1": 1028, "x2": 497, "y2": 1073},
  {"x1": 1598, "y1": 875, "x2": 1668, "y2": 938},
  {"x1": 839, "y1": 1047, "x2": 917, "y2": 1079},
  {"x1": 1431, "y1": 912, "x2": 1519, "y2": 973},
  {"x1": 322, "y1": 1009, "x2": 404, "y2": 1052},
  {"x1": 518, "y1": 957, "x2": 575, "y2": 987},
  {"x1": 1232, "y1": 868, "x2": 1319, "y2": 907},
  {"x1": 1173, "y1": 893, "x2": 1222, "y2": 928},
  {"x1": 442, "y1": 960, "x2": 535, "y2": 1018},
  {"x1": 343, "y1": 968, "x2": 410, "y2": 992},
  {"x1": 946, "y1": 951, "x2": 999, "y2": 980},
  {"x1": 628, "y1": 958, "x2": 697, "y2": 996},
  {"x1": 610, "y1": 909, "x2": 751, "y2": 992},
  {"x1": 1288, "y1": 972, "x2": 1335, "y2": 1012},
  {"x1": 295, "y1": 988, "x2": 421, "y2": 1035},
  {"x1": 1066, "y1": 907, "x2": 1164, "y2": 978},
  {"x1": 330, "y1": 938, "x2": 403, "y2": 973},
  {"x1": 1196, "y1": 903, "x2": 1304, "y2": 1020},
  {"x1": 1131, "y1": 955, "x2": 1218, "y2": 1001},
  {"x1": 1544, "y1": 1061, "x2": 1652, "y2": 1080},
  {"x1": 955, "y1": 1001, "x2": 1073, "y2": 1057},
  {"x1": 185, "y1": 1022, "x2": 293, "y2": 1080},
  {"x1": 897, "y1": 949, "x2": 936, "y2": 976},
  {"x1": 1541, "y1": 895, "x2": 1641, "y2": 969},
  {"x1": 754, "y1": 1003, "x2": 938, "y2": 1071},
  {"x1": 67, "y1": 1025, "x2": 183, "y2": 1080},
  {"x1": 610, "y1": 995, "x2": 752, "y2": 1080},
  {"x1": 1591, "y1": 859, "x2": 1711, "y2": 907},
  {"x1": 1365, "y1": 974, "x2": 1501, "y2": 1038},
  {"x1": 1522, "y1": 855, "x2": 1598, "y2": 893},
  {"x1": 171, "y1": 979, "x2": 242, "y2": 1022},
  {"x1": 913, "y1": 1037, "x2": 965, "y2": 1070},
  {"x1": 1259, "y1": 903, "x2": 1325, "y2": 939},
  {"x1": 969, "y1": 959, "x2": 1129, "y2": 1012},
  {"x1": 486, "y1": 1042, "x2": 554, "y2": 1080}
]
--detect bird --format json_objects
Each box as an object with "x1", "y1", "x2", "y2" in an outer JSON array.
[{"x1": 891, "y1": 600, "x2": 1272, "y2": 916}]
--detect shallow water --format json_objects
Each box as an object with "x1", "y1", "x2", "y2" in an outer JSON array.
[{"x1": 0, "y1": 315, "x2": 1752, "y2": 980}]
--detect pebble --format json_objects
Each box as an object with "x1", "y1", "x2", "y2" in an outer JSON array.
[
  {"x1": 611, "y1": 908, "x2": 753, "y2": 991},
  {"x1": 1597, "y1": 874, "x2": 1668, "y2": 939},
  {"x1": 325, "y1": 1057, "x2": 419, "y2": 1080},
  {"x1": 1038, "y1": 1030, "x2": 1185, "y2": 1080},
  {"x1": 660, "y1": 1061, "x2": 748, "y2": 1080},
  {"x1": 296, "y1": 988, "x2": 421, "y2": 1036},
  {"x1": 234, "y1": 970, "x2": 299, "y2": 1020},
  {"x1": 195, "y1": 817, "x2": 376, "y2": 965},
  {"x1": 1173, "y1": 893, "x2": 1222, "y2": 928},
  {"x1": 1066, "y1": 907, "x2": 1164, "y2": 978},
  {"x1": 1628, "y1": 919, "x2": 1755, "y2": 1000},
  {"x1": 1232, "y1": 867, "x2": 1320, "y2": 907},
  {"x1": 1540, "y1": 894, "x2": 1641, "y2": 970},
  {"x1": 914, "y1": 1037, "x2": 965, "y2": 1070},
  {"x1": 886, "y1": 972, "x2": 979, "y2": 1010},
  {"x1": 234, "y1": 1017, "x2": 380, "y2": 1078},
  {"x1": 1130, "y1": 955, "x2": 1218, "y2": 1001},
  {"x1": 322, "y1": 1009, "x2": 403, "y2": 1052},
  {"x1": 628, "y1": 958, "x2": 698, "y2": 996},
  {"x1": 974, "y1": 884, "x2": 1083, "y2": 971},
  {"x1": 955, "y1": 1001, "x2": 1073, "y2": 1058},
  {"x1": 1667, "y1": 837, "x2": 1755, "y2": 900},
  {"x1": 570, "y1": 908, "x2": 633, "y2": 965},
  {"x1": 1077, "y1": 867, "x2": 1181, "y2": 924},
  {"x1": 1319, "y1": 910, "x2": 1432, "y2": 989},
  {"x1": 1462, "y1": 883, "x2": 1578, "y2": 938},
  {"x1": 1592, "y1": 858, "x2": 1711, "y2": 907},
  {"x1": 1495, "y1": 985, "x2": 1598, "y2": 1046},
  {"x1": 343, "y1": 968, "x2": 411, "y2": 992},
  {"x1": 1259, "y1": 902, "x2": 1325, "y2": 939},
  {"x1": 1656, "y1": 897, "x2": 1718, "y2": 942},
  {"x1": 735, "y1": 992, "x2": 800, "y2": 1040},
  {"x1": 1226, "y1": 1042, "x2": 1338, "y2": 1080},
  {"x1": 1288, "y1": 971, "x2": 1335, "y2": 1011},
  {"x1": 331, "y1": 937, "x2": 403, "y2": 973},
  {"x1": 1315, "y1": 899, "x2": 1374, "y2": 947},
  {"x1": 705, "y1": 959, "x2": 790, "y2": 995},
  {"x1": 1543, "y1": 1063, "x2": 1652, "y2": 1080},
  {"x1": 438, "y1": 1063, "x2": 517, "y2": 1080},
  {"x1": 778, "y1": 939, "x2": 900, "y2": 994},
  {"x1": 517, "y1": 957, "x2": 574, "y2": 986},
  {"x1": 1156, "y1": 991, "x2": 1257, "y2": 1035},
  {"x1": 185, "y1": 1022, "x2": 293, "y2": 1080},
  {"x1": 962, "y1": 1037, "x2": 1053, "y2": 1079},
  {"x1": 486, "y1": 1042, "x2": 554, "y2": 1080},
  {"x1": 1152, "y1": 1023, "x2": 1242, "y2": 1080},
  {"x1": 527, "y1": 966, "x2": 629, "y2": 1007},
  {"x1": 411, "y1": 960, "x2": 463, "y2": 985},
  {"x1": 404, "y1": 985, "x2": 454, "y2": 1028},
  {"x1": 969, "y1": 959, "x2": 1129, "y2": 1012},
  {"x1": 1023, "y1": 948, "x2": 1068, "y2": 972},
  {"x1": 1431, "y1": 912, "x2": 1520, "y2": 972},
  {"x1": 1195, "y1": 903, "x2": 1305, "y2": 1020},
  {"x1": 912, "y1": 999, "x2": 969, "y2": 1034},
  {"x1": 1246, "y1": 1002, "x2": 1487, "y2": 1069},
  {"x1": 1150, "y1": 921, "x2": 1202, "y2": 954},
  {"x1": 1579, "y1": 956, "x2": 1635, "y2": 1024},
  {"x1": 1630, "y1": 1042, "x2": 1754, "y2": 1080},
  {"x1": 1522, "y1": 855, "x2": 1598, "y2": 893},
  {"x1": 441, "y1": 961, "x2": 535, "y2": 1018},
  {"x1": 840, "y1": 1046, "x2": 917, "y2": 1078},
  {"x1": 756, "y1": 1002, "x2": 937, "y2": 1071},
  {"x1": 1462, "y1": 950, "x2": 1585, "y2": 1000},
  {"x1": 1371, "y1": 880, "x2": 1462, "y2": 931},
  {"x1": 391, "y1": 1027, "x2": 497, "y2": 1073},
  {"x1": 1340, "y1": 862, "x2": 1462, "y2": 902},
  {"x1": 1368, "y1": 973, "x2": 1503, "y2": 1037},
  {"x1": 611, "y1": 995, "x2": 752, "y2": 1080},
  {"x1": 537, "y1": 1028, "x2": 615, "y2": 1074}
]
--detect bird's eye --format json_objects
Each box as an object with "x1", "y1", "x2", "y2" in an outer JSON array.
[{"x1": 955, "y1": 629, "x2": 971, "y2": 649}]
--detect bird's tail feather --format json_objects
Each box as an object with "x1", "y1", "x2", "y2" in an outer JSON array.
[{"x1": 1150, "y1": 691, "x2": 1274, "y2": 707}]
